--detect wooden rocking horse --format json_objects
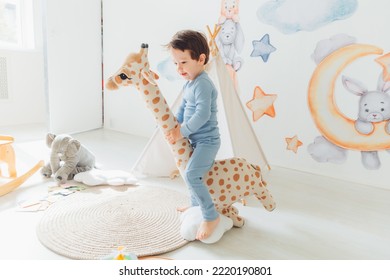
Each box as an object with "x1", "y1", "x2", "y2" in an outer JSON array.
[{"x1": 0, "y1": 135, "x2": 44, "y2": 196}]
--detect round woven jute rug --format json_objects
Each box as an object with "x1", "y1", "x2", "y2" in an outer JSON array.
[{"x1": 36, "y1": 185, "x2": 189, "y2": 259}]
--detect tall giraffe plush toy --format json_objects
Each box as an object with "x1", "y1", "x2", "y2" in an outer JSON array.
[{"x1": 106, "y1": 44, "x2": 276, "y2": 229}]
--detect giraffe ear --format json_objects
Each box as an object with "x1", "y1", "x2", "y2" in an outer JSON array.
[{"x1": 141, "y1": 69, "x2": 158, "y2": 85}]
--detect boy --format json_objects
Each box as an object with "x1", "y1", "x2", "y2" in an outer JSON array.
[{"x1": 165, "y1": 30, "x2": 221, "y2": 240}]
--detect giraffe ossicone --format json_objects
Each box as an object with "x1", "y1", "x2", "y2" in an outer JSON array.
[{"x1": 106, "y1": 44, "x2": 276, "y2": 227}]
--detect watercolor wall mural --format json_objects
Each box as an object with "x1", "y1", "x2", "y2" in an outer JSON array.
[
  {"x1": 251, "y1": 0, "x2": 361, "y2": 161},
  {"x1": 252, "y1": 0, "x2": 390, "y2": 173},
  {"x1": 307, "y1": 38, "x2": 390, "y2": 170}
]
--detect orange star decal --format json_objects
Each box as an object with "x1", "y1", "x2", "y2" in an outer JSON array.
[
  {"x1": 246, "y1": 86, "x2": 277, "y2": 121},
  {"x1": 375, "y1": 52, "x2": 390, "y2": 81},
  {"x1": 285, "y1": 135, "x2": 303, "y2": 153}
]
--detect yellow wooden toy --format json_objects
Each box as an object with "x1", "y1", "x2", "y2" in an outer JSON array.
[{"x1": 0, "y1": 135, "x2": 44, "y2": 197}]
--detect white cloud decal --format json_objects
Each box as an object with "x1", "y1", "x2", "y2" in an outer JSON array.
[
  {"x1": 157, "y1": 56, "x2": 181, "y2": 81},
  {"x1": 311, "y1": 33, "x2": 356, "y2": 64},
  {"x1": 307, "y1": 136, "x2": 348, "y2": 164},
  {"x1": 257, "y1": 0, "x2": 358, "y2": 34}
]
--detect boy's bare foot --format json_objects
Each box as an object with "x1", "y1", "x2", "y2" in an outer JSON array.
[
  {"x1": 177, "y1": 205, "x2": 191, "y2": 212},
  {"x1": 196, "y1": 216, "x2": 220, "y2": 240}
]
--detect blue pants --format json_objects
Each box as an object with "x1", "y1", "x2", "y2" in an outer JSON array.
[{"x1": 183, "y1": 138, "x2": 220, "y2": 221}]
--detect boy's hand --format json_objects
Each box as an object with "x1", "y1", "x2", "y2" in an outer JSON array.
[{"x1": 165, "y1": 124, "x2": 183, "y2": 144}]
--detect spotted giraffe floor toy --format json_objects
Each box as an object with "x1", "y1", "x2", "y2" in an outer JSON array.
[{"x1": 106, "y1": 44, "x2": 276, "y2": 227}]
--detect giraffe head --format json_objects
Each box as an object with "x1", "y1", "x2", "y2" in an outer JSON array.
[{"x1": 106, "y1": 43, "x2": 159, "y2": 91}]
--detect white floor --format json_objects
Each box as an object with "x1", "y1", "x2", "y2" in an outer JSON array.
[{"x1": 0, "y1": 126, "x2": 389, "y2": 260}]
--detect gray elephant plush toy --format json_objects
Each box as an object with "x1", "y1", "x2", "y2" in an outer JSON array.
[{"x1": 41, "y1": 133, "x2": 96, "y2": 184}]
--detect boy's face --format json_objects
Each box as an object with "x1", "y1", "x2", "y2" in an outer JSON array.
[{"x1": 170, "y1": 48, "x2": 205, "y2": 81}]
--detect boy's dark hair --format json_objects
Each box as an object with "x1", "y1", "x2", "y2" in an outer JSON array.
[{"x1": 167, "y1": 30, "x2": 210, "y2": 65}]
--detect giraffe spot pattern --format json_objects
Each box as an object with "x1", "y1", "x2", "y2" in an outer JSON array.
[{"x1": 203, "y1": 157, "x2": 276, "y2": 227}]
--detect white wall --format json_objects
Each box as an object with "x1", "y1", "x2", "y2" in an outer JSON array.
[
  {"x1": 43, "y1": 0, "x2": 103, "y2": 134},
  {"x1": 103, "y1": 0, "x2": 390, "y2": 189},
  {"x1": 0, "y1": 49, "x2": 46, "y2": 126},
  {"x1": 0, "y1": 0, "x2": 46, "y2": 127},
  {"x1": 0, "y1": 0, "x2": 103, "y2": 134}
]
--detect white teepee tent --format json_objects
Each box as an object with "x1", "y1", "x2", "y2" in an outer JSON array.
[{"x1": 132, "y1": 52, "x2": 270, "y2": 178}]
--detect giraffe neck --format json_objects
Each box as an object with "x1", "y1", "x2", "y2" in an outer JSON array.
[
  {"x1": 137, "y1": 82, "x2": 176, "y2": 132},
  {"x1": 137, "y1": 79, "x2": 193, "y2": 173}
]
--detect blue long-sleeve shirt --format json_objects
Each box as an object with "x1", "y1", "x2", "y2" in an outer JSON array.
[{"x1": 176, "y1": 71, "x2": 220, "y2": 143}]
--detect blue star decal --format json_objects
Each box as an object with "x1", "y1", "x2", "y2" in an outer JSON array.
[{"x1": 250, "y1": 34, "x2": 276, "y2": 62}]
